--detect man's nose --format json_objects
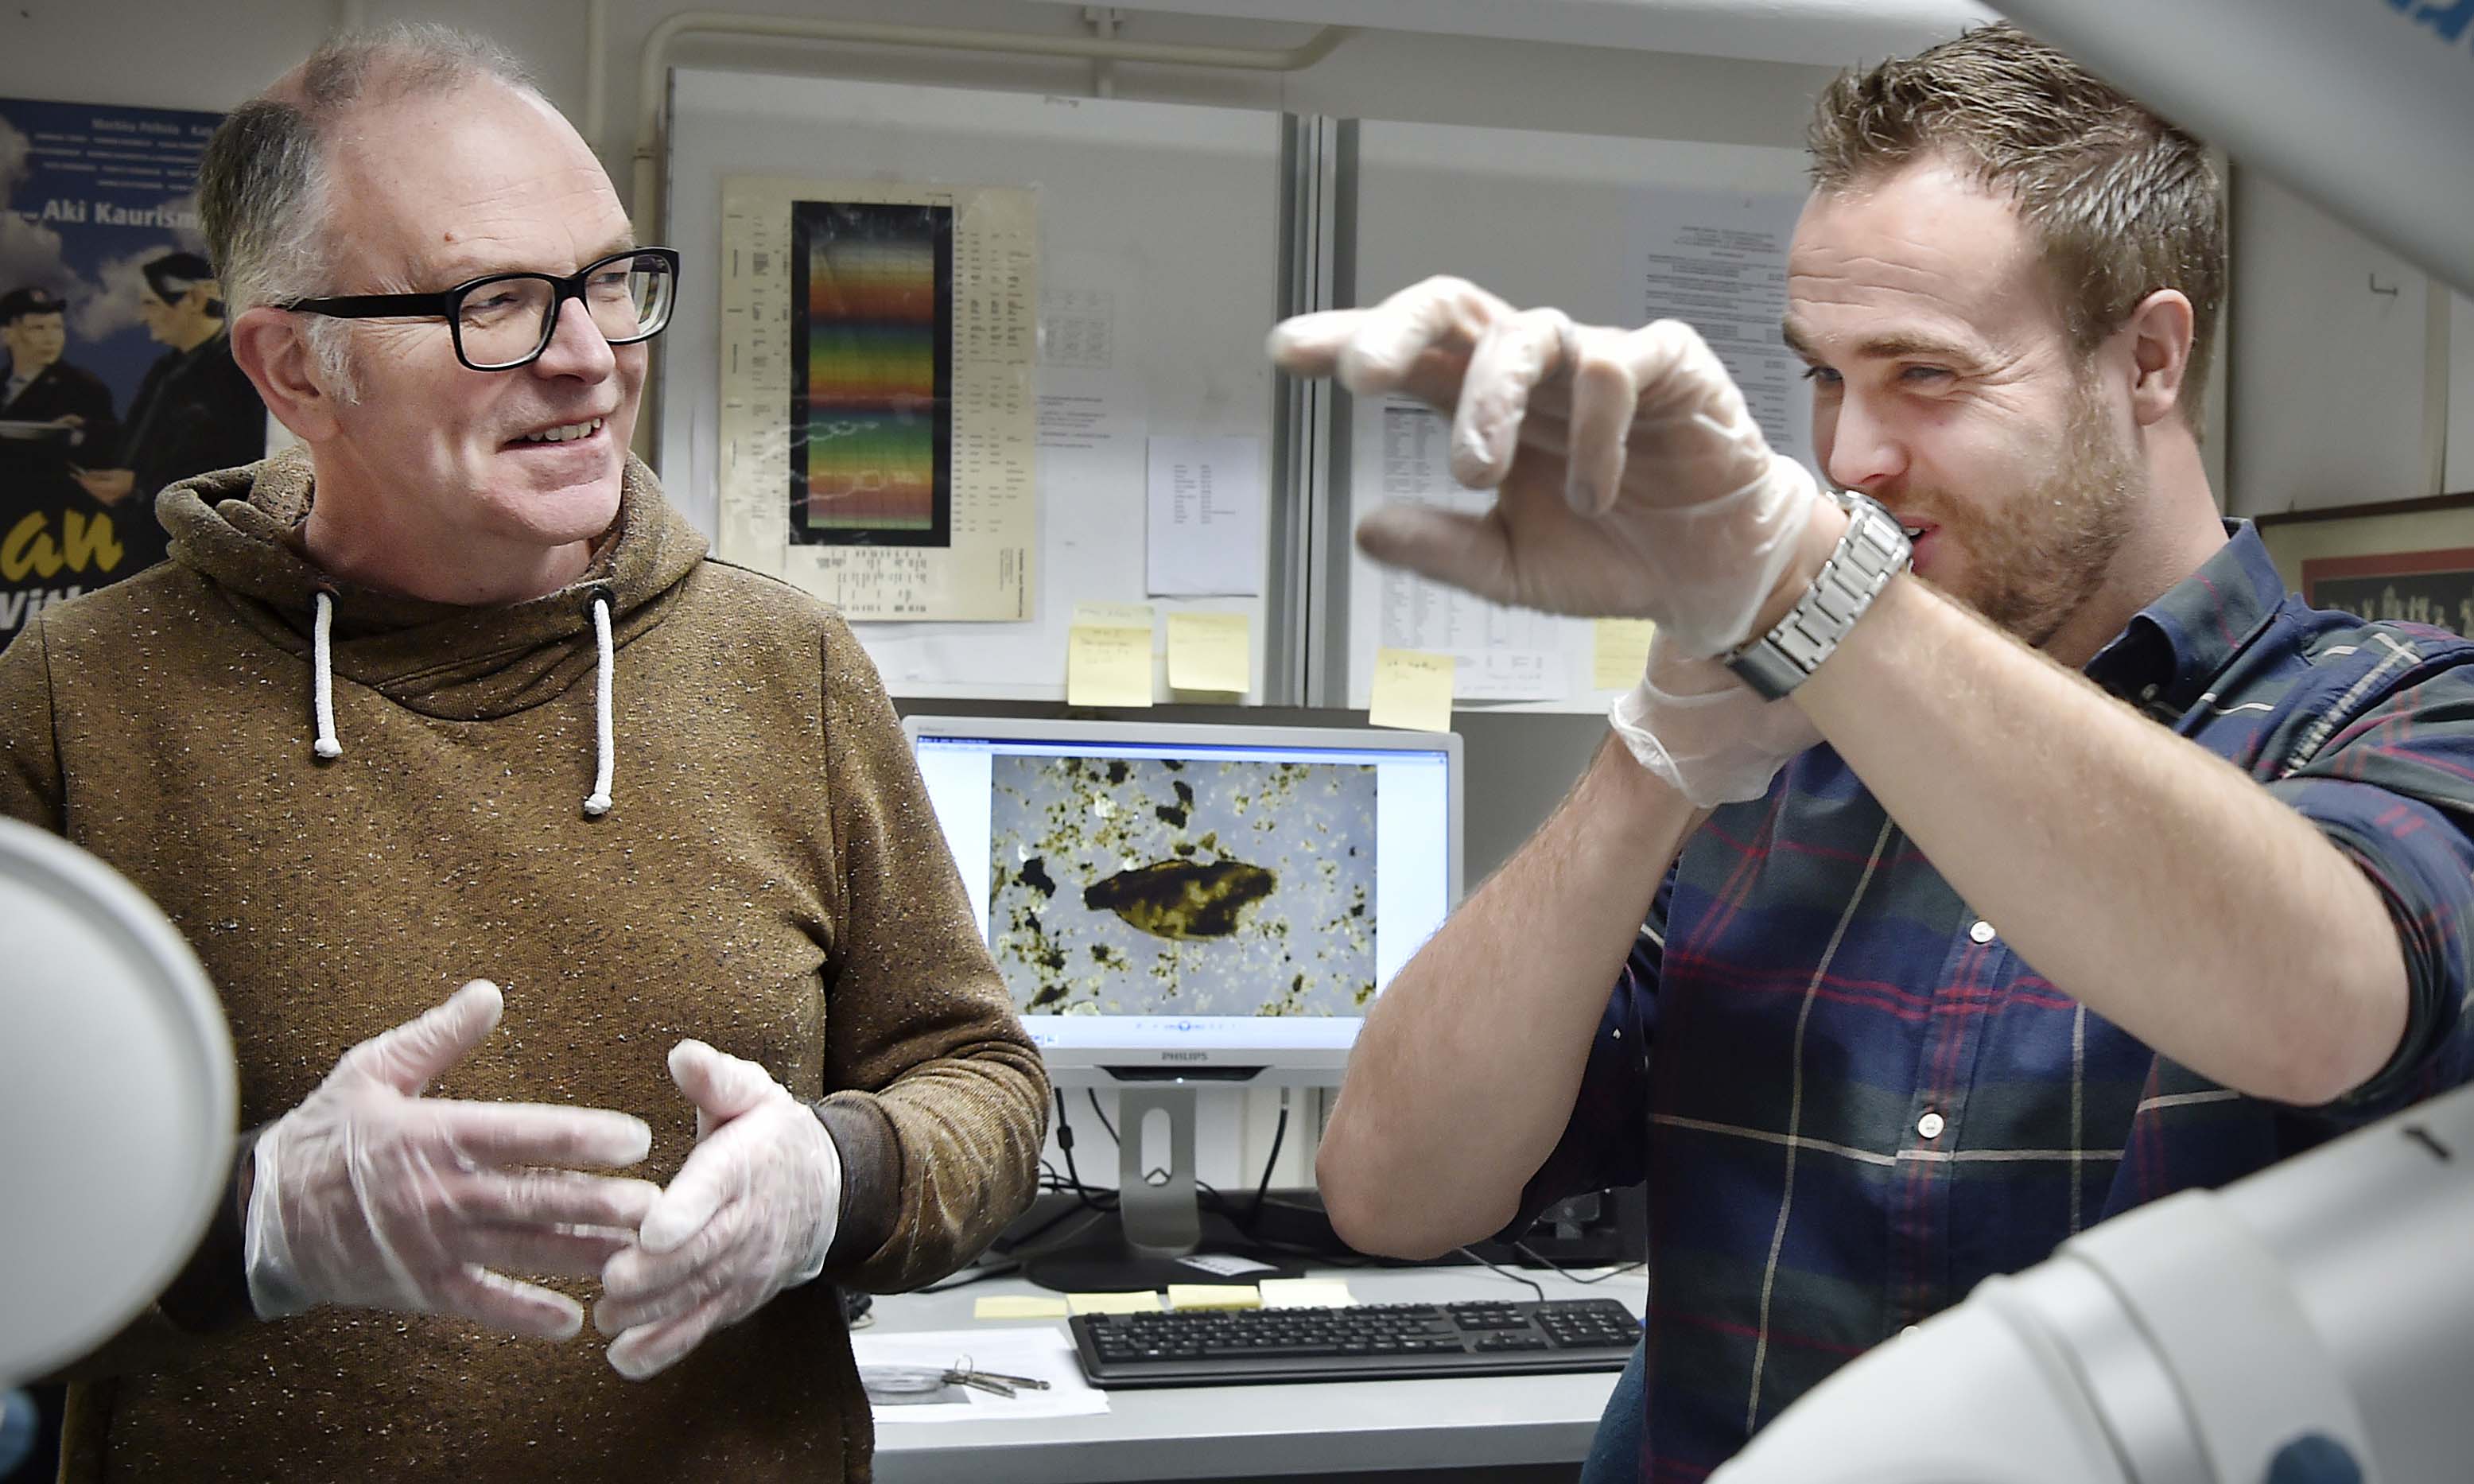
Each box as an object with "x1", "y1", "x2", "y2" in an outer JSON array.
[
  {"x1": 1823, "y1": 395, "x2": 1906, "y2": 494},
  {"x1": 529, "y1": 294, "x2": 617, "y2": 380}
]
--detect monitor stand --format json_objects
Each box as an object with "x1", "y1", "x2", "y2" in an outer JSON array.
[{"x1": 1022, "y1": 1084, "x2": 1303, "y2": 1293}]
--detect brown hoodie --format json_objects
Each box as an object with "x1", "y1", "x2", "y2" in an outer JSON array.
[{"x1": 0, "y1": 451, "x2": 1049, "y2": 1482}]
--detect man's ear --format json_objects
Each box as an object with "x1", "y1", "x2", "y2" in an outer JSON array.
[
  {"x1": 229, "y1": 306, "x2": 340, "y2": 444},
  {"x1": 2119, "y1": 289, "x2": 2194, "y2": 428}
]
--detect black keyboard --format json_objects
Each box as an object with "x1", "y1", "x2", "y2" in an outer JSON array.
[{"x1": 1071, "y1": 1298, "x2": 1640, "y2": 1387}]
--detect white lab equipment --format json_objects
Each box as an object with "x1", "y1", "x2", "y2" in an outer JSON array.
[
  {"x1": 0, "y1": 817, "x2": 235, "y2": 1385},
  {"x1": 1715, "y1": 1079, "x2": 2474, "y2": 1483}
]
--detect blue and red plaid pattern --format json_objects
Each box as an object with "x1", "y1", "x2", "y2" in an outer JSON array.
[{"x1": 1514, "y1": 523, "x2": 2474, "y2": 1482}]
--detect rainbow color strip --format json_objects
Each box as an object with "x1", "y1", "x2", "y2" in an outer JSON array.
[{"x1": 792, "y1": 205, "x2": 949, "y2": 537}]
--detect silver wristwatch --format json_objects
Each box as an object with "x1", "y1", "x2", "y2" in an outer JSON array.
[{"x1": 1721, "y1": 491, "x2": 1913, "y2": 701}]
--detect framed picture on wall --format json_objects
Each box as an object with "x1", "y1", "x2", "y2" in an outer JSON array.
[
  {"x1": 2256, "y1": 491, "x2": 2474, "y2": 639},
  {"x1": 2301, "y1": 546, "x2": 2474, "y2": 637}
]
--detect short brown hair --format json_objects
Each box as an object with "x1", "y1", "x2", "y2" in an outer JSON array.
[
  {"x1": 1807, "y1": 23, "x2": 2223, "y2": 430},
  {"x1": 196, "y1": 25, "x2": 539, "y2": 396},
  {"x1": 200, "y1": 25, "x2": 538, "y2": 317}
]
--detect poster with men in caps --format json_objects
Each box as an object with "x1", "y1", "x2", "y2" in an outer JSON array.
[{"x1": 2, "y1": 95, "x2": 269, "y2": 642}]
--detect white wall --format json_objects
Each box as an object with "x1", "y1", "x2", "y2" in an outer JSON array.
[
  {"x1": 0, "y1": 0, "x2": 1839, "y2": 178},
  {"x1": 1126, "y1": 0, "x2": 1998, "y2": 67},
  {"x1": 17, "y1": 0, "x2": 2453, "y2": 514},
  {"x1": 6, "y1": 0, "x2": 2295, "y2": 513},
  {"x1": 2228, "y1": 169, "x2": 2449, "y2": 516}
]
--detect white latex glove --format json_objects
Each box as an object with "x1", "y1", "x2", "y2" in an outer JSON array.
[
  {"x1": 1270, "y1": 276, "x2": 1825, "y2": 656},
  {"x1": 244, "y1": 980, "x2": 662, "y2": 1338},
  {"x1": 595, "y1": 1040, "x2": 844, "y2": 1381},
  {"x1": 1610, "y1": 630, "x2": 1823, "y2": 806}
]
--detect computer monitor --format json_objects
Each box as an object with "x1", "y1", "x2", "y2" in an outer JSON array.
[
  {"x1": 903, "y1": 716, "x2": 1462, "y2": 1289},
  {"x1": 905, "y1": 716, "x2": 1462, "y2": 1085}
]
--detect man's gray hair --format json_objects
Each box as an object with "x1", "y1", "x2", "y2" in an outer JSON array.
[{"x1": 198, "y1": 25, "x2": 542, "y2": 395}]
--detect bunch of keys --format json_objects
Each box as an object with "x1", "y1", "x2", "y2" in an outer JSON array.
[{"x1": 860, "y1": 1356, "x2": 1053, "y2": 1404}]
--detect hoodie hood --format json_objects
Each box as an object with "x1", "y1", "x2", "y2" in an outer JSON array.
[{"x1": 157, "y1": 448, "x2": 708, "y2": 724}]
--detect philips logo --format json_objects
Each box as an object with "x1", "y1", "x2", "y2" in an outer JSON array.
[{"x1": 1159, "y1": 1051, "x2": 1211, "y2": 1062}]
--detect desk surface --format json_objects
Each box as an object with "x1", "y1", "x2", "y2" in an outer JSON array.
[{"x1": 864, "y1": 1264, "x2": 1641, "y2": 1484}]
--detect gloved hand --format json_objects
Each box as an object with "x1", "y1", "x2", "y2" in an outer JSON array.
[
  {"x1": 244, "y1": 980, "x2": 662, "y2": 1338},
  {"x1": 1610, "y1": 630, "x2": 1823, "y2": 806},
  {"x1": 1269, "y1": 275, "x2": 1827, "y2": 656},
  {"x1": 595, "y1": 1040, "x2": 843, "y2": 1381}
]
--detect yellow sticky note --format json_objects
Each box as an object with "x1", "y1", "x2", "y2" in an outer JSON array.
[
  {"x1": 1074, "y1": 601, "x2": 1157, "y2": 629},
  {"x1": 1067, "y1": 1291, "x2": 1165, "y2": 1315},
  {"x1": 973, "y1": 1295, "x2": 1071, "y2": 1320},
  {"x1": 1369, "y1": 647, "x2": 1454, "y2": 732},
  {"x1": 1258, "y1": 1278, "x2": 1357, "y2": 1310},
  {"x1": 1167, "y1": 611, "x2": 1251, "y2": 693},
  {"x1": 1167, "y1": 1284, "x2": 1262, "y2": 1311},
  {"x1": 1592, "y1": 619, "x2": 1656, "y2": 691},
  {"x1": 1068, "y1": 624, "x2": 1155, "y2": 708}
]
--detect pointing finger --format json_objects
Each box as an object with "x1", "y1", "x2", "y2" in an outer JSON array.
[
  {"x1": 1334, "y1": 276, "x2": 1510, "y2": 398},
  {"x1": 1267, "y1": 309, "x2": 1368, "y2": 379}
]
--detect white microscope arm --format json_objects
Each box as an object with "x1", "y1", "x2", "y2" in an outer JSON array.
[
  {"x1": 1714, "y1": 1080, "x2": 2474, "y2": 1483},
  {"x1": 1994, "y1": 0, "x2": 2474, "y2": 302}
]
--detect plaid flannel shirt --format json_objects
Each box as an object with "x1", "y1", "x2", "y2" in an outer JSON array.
[{"x1": 1516, "y1": 523, "x2": 2474, "y2": 1481}]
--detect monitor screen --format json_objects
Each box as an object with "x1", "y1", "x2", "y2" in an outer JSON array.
[{"x1": 904, "y1": 717, "x2": 1461, "y2": 1082}]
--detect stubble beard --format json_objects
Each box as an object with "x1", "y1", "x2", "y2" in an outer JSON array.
[{"x1": 1942, "y1": 378, "x2": 2142, "y2": 650}]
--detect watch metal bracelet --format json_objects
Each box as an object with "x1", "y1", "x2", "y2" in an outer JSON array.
[{"x1": 1721, "y1": 492, "x2": 1913, "y2": 701}]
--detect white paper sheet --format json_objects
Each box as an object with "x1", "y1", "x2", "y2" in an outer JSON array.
[
  {"x1": 1036, "y1": 266, "x2": 1151, "y2": 610},
  {"x1": 1039, "y1": 287, "x2": 1117, "y2": 371},
  {"x1": 1145, "y1": 434, "x2": 1264, "y2": 596},
  {"x1": 1038, "y1": 392, "x2": 1140, "y2": 454},
  {"x1": 1365, "y1": 399, "x2": 1571, "y2": 701},
  {"x1": 853, "y1": 1326, "x2": 1111, "y2": 1424},
  {"x1": 1628, "y1": 186, "x2": 1816, "y2": 474}
]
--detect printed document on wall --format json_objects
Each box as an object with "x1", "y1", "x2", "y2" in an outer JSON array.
[
  {"x1": 1629, "y1": 186, "x2": 1814, "y2": 473},
  {"x1": 1351, "y1": 398, "x2": 1571, "y2": 703},
  {"x1": 717, "y1": 176, "x2": 1036, "y2": 620},
  {"x1": 1145, "y1": 434, "x2": 1263, "y2": 596}
]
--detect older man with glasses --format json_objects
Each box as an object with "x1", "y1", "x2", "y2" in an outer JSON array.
[{"x1": 0, "y1": 25, "x2": 1047, "y2": 1484}]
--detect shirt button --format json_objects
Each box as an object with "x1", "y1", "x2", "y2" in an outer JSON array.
[
  {"x1": 1968, "y1": 919, "x2": 1996, "y2": 944},
  {"x1": 1917, "y1": 1110, "x2": 1947, "y2": 1140}
]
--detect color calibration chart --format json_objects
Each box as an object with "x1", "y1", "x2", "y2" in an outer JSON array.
[
  {"x1": 792, "y1": 200, "x2": 949, "y2": 542},
  {"x1": 719, "y1": 177, "x2": 1036, "y2": 621}
]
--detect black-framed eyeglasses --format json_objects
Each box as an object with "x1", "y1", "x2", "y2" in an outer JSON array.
[{"x1": 277, "y1": 247, "x2": 681, "y2": 371}]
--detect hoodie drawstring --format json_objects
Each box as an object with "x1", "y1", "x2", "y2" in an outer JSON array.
[
  {"x1": 304, "y1": 589, "x2": 617, "y2": 818},
  {"x1": 311, "y1": 590, "x2": 342, "y2": 760},
  {"x1": 584, "y1": 594, "x2": 615, "y2": 818}
]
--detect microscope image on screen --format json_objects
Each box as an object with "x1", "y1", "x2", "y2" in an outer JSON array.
[{"x1": 988, "y1": 755, "x2": 1377, "y2": 1016}]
